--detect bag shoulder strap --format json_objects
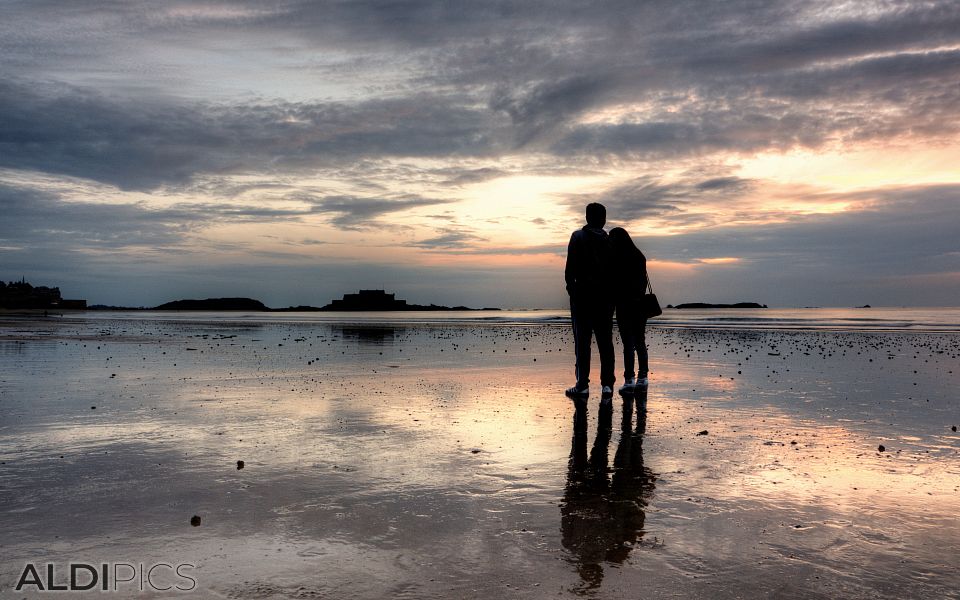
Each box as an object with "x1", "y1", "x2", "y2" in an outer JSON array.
[{"x1": 645, "y1": 272, "x2": 654, "y2": 295}]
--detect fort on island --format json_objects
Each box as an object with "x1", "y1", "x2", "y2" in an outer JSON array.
[
  {"x1": 320, "y1": 289, "x2": 491, "y2": 311},
  {"x1": 323, "y1": 289, "x2": 410, "y2": 311}
]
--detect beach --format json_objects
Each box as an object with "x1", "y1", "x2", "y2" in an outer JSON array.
[{"x1": 1, "y1": 311, "x2": 958, "y2": 599}]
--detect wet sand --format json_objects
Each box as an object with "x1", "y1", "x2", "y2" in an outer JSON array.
[{"x1": 1, "y1": 315, "x2": 959, "y2": 598}]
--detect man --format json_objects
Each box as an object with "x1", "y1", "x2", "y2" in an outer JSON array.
[{"x1": 564, "y1": 202, "x2": 615, "y2": 399}]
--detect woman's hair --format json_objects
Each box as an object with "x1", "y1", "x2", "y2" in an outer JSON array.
[
  {"x1": 610, "y1": 227, "x2": 646, "y2": 283},
  {"x1": 609, "y1": 227, "x2": 643, "y2": 259}
]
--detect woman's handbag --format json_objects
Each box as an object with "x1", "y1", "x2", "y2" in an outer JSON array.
[{"x1": 641, "y1": 275, "x2": 662, "y2": 319}]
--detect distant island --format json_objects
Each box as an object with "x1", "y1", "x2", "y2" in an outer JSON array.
[
  {"x1": 154, "y1": 298, "x2": 269, "y2": 311},
  {"x1": 148, "y1": 290, "x2": 498, "y2": 312},
  {"x1": 0, "y1": 279, "x2": 86, "y2": 310},
  {"x1": 667, "y1": 302, "x2": 767, "y2": 309}
]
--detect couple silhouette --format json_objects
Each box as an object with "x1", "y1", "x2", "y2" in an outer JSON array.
[{"x1": 564, "y1": 202, "x2": 649, "y2": 399}]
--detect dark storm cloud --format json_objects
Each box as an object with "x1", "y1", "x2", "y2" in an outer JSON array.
[
  {"x1": 1, "y1": 1, "x2": 958, "y2": 186},
  {"x1": 0, "y1": 79, "x2": 503, "y2": 190}
]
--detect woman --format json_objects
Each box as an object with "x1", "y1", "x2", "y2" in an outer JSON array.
[{"x1": 609, "y1": 227, "x2": 649, "y2": 393}]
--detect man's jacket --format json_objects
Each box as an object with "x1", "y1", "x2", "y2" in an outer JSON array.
[{"x1": 565, "y1": 225, "x2": 612, "y2": 299}]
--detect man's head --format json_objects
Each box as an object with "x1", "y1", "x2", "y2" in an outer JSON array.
[{"x1": 585, "y1": 203, "x2": 606, "y2": 228}]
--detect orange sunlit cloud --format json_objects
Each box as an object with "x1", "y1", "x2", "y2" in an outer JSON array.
[{"x1": 698, "y1": 257, "x2": 741, "y2": 264}]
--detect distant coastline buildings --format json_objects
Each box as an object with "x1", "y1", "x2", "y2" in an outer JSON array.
[
  {"x1": 1, "y1": 283, "x2": 492, "y2": 312},
  {"x1": 0, "y1": 279, "x2": 86, "y2": 310},
  {"x1": 143, "y1": 289, "x2": 493, "y2": 311}
]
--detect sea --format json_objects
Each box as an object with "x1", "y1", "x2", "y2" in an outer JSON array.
[{"x1": 67, "y1": 306, "x2": 960, "y2": 332}]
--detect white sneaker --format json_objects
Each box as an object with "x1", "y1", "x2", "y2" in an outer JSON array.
[
  {"x1": 618, "y1": 377, "x2": 635, "y2": 394},
  {"x1": 601, "y1": 385, "x2": 613, "y2": 398},
  {"x1": 636, "y1": 376, "x2": 649, "y2": 386},
  {"x1": 565, "y1": 384, "x2": 589, "y2": 398}
]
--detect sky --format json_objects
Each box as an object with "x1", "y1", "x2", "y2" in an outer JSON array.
[{"x1": 2, "y1": 0, "x2": 959, "y2": 308}]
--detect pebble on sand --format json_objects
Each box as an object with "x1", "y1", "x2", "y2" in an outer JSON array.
[
  {"x1": 878, "y1": 444, "x2": 886, "y2": 452},
  {"x1": 697, "y1": 430, "x2": 709, "y2": 436},
  {"x1": 190, "y1": 515, "x2": 201, "y2": 526},
  {"x1": 237, "y1": 460, "x2": 245, "y2": 470}
]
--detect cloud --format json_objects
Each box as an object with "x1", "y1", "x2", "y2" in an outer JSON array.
[
  {"x1": 567, "y1": 174, "x2": 756, "y2": 225},
  {"x1": 0, "y1": 79, "x2": 504, "y2": 190},
  {"x1": 437, "y1": 167, "x2": 508, "y2": 186},
  {"x1": 3, "y1": 1, "x2": 960, "y2": 188},
  {"x1": 491, "y1": 74, "x2": 618, "y2": 146},
  {"x1": 307, "y1": 196, "x2": 450, "y2": 229},
  {"x1": 645, "y1": 184, "x2": 960, "y2": 276},
  {"x1": 410, "y1": 228, "x2": 487, "y2": 250},
  {"x1": 0, "y1": 183, "x2": 195, "y2": 250}
]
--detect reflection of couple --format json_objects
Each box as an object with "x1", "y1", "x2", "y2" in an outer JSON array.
[
  {"x1": 565, "y1": 202, "x2": 649, "y2": 399},
  {"x1": 561, "y1": 389, "x2": 656, "y2": 591}
]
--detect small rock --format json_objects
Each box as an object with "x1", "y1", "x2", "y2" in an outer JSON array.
[
  {"x1": 696, "y1": 430, "x2": 708, "y2": 436},
  {"x1": 190, "y1": 515, "x2": 201, "y2": 526},
  {"x1": 471, "y1": 449, "x2": 482, "y2": 454},
  {"x1": 878, "y1": 444, "x2": 885, "y2": 452},
  {"x1": 953, "y1": 426, "x2": 957, "y2": 432},
  {"x1": 91, "y1": 406, "x2": 96, "y2": 410},
  {"x1": 236, "y1": 460, "x2": 245, "y2": 470}
]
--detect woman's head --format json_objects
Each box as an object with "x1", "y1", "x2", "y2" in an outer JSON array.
[
  {"x1": 609, "y1": 226, "x2": 643, "y2": 258},
  {"x1": 609, "y1": 227, "x2": 634, "y2": 248}
]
